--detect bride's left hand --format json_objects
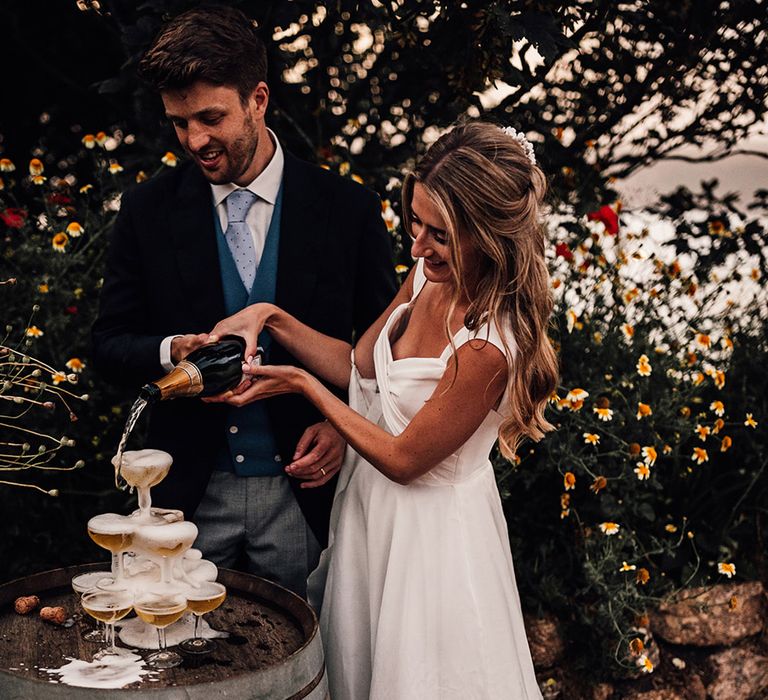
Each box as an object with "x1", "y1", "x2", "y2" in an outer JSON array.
[{"x1": 202, "y1": 363, "x2": 306, "y2": 406}]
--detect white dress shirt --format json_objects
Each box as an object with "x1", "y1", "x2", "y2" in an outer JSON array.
[{"x1": 159, "y1": 130, "x2": 285, "y2": 371}]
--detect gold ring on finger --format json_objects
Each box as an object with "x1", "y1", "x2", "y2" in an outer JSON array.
[{"x1": 320, "y1": 467, "x2": 326, "y2": 477}]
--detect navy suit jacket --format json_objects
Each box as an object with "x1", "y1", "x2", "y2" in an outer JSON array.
[{"x1": 91, "y1": 152, "x2": 397, "y2": 546}]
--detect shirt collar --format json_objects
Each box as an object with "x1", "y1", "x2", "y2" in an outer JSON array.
[{"x1": 211, "y1": 128, "x2": 284, "y2": 207}]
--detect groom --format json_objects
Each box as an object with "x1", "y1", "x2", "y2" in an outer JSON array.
[{"x1": 91, "y1": 6, "x2": 396, "y2": 597}]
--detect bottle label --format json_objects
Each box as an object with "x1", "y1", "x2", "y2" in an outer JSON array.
[{"x1": 157, "y1": 360, "x2": 204, "y2": 399}]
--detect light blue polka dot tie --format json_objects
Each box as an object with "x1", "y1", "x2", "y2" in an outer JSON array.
[{"x1": 224, "y1": 189, "x2": 258, "y2": 292}]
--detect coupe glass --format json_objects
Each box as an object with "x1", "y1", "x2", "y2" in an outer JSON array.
[
  {"x1": 179, "y1": 581, "x2": 227, "y2": 654},
  {"x1": 71, "y1": 571, "x2": 112, "y2": 642},
  {"x1": 81, "y1": 589, "x2": 133, "y2": 659},
  {"x1": 134, "y1": 592, "x2": 188, "y2": 669},
  {"x1": 87, "y1": 513, "x2": 134, "y2": 590},
  {"x1": 132, "y1": 520, "x2": 198, "y2": 592}
]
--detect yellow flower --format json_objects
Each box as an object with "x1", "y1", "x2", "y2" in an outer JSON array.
[
  {"x1": 563, "y1": 471, "x2": 576, "y2": 491},
  {"x1": 599, "y1": 522, "x2": 620, "y2": 535},
  {"x1": 65, "y1": 358, "x2": 85, "y2": 373},
  {"x1": 66, "y1": 221, "x2": 84, "y2": 238},
  {"x1": 560, "y1": 493, "x2": 570, "y2": 510},
  {"x1": 583, "y1": 432, "x2": 600, "y2": 445},
  {"x1": 622, "y1": 323, "x2": 634, "y2": 341},
  {"x1": 680, "y1": 406, "x2": 691, "y2": 418},
  {"x1": 721, "y1": 336, "x2": 734, "y2": 351},
  {"x1": 560, "y1": 508, "x2": 570, "y2": 519},
  {"x1": 720, "y1": 435, "x2": 733, "y2": 452},
  {"x1": 692, "y1": 371, "x2": 705, "y2": 386},
  {"x1": 108, "y1": 160, "x2": 124, "y2": 174},
  {"x1": 82, "y1": 134, "x2": 96, "y2": 149},
  {"x1": 51, "y1": 370, "x2": 67, "y2": 385},
  {"x1": 636, "y1": 402, "x2": 652, "y2": 419},
  {"x1": 714, "y1": 370, "x2": 726, "y2": 390},
  {"x1": 29, "y1": 158, "x2": 44, "y2": 176},
  {"x1": 594, "y1": 407, "x2": 613, "y2": 422},
  {"x1": 717, "y1": 562, "x2": 736, "y2": 578},
  {"x1": 136, "y1": 171, "x2": 149, "y2": 183},
  {"x1": 351, "y1": 174, "x2": 364, "y2": 184},
  {"x1": 0, "y1": 158, "x2": 15, "y2": 172},
  {"x1": 636, "y1": 568, "x2": 650, "y2": 585},
  {"x1": 619, "y1": 561, "x2": 636, "y2": 572},
  {"x1": 634, "y1": 462, "x2": 650, "y2": 480},
  {"x1": 712, "y1": 418, "x2": 724, "y2": 434},
  {"x1": 161, "y1": 151, "x2": 178, "y2": 167},
  {"x1": 31, "y1": 175, "x2": 47, "y2": 185},
  {"x1": 710, "y1": 400, "x2": 725, "y2": 416},
  {"x1": 52, "y1": 232, "x2": 69, "y2": 252},
  {"x1": 708, "y1": 220, "x2": 728, "y2": 236},
  {"x1": 95, "y1": 131, "x2": 108, "y2": 146},
  {"x1": 79, "y1": 183, "x2": 93, "y2": 193},
  {"x1": 692, "y1": 447, "x2": 709, "y2": 465},
  {"x1": 339, "y1": 161, "x2": 350, "y2": 176},
  {"x1": 642, "y1": 446, "x2": 657, "y2": 466},
  {"x1": 637, "y1": 654, "x2": 654, "y2": 673},
  {"x1": 566, "y1": 388, "x2": 589, "y2": 409},
  {"x1": 25, "y1": 325, "x2": 44, "y2": 337},
  {"x1": 566, "y1": 308, "x2": 580, "y2": 333},
  {"x1": 38, "y1": 283, "x2": 49, "y2": 294},
  {"x1": 695, "y1": 424, "x2": 711, "y2": 441},
  {"x1": 665, "y1": 524, "x2": 678, "y2": 533},
  {"x1": 662, "y1": 444, "x2": 672, "y2": 455},
  {"x1": 745, "y1": 413, "x2": 758, "y2": 429},
  {"x1": 636, "y1": 354, "x2": 652, "y2": 377},
  {"x1": 394, "y1": 264, "x2": 409, "y2": 274},
  {"x1": 590, "y1": 476, "x2": 607, "y2": 494},
  {"x1": 629, "y1": 637, "x2": 644, "y2": 654},
  {"x1": 695, "y1": 333, "x2": 711, "y2": 349}
]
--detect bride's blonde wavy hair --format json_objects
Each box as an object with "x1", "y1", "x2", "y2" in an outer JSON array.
[{"x1": 402, "y1": 121, "x2": 559, "y2": 459}]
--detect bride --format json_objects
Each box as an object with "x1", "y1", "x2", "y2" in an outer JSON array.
[{"x1": 207, "y1": 121, "x2": 556, "y2": 699}]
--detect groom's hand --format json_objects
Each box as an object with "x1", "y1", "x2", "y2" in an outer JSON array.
[
  {"x1": 286, "y1": 421, "x2": 345, "y2": 488},
  {"x1": 171, "y1": 333, "x2": 210, "y2": 363}
]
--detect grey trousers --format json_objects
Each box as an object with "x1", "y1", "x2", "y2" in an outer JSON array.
[{"x1": 193, "y1": 471, "x2": 321, "y2": 599}]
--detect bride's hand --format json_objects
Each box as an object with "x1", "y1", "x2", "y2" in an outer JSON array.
[
  {"x1": 208, "y1": 303, "x2": 276, "y2": 359},
  {"x1": 202, "y1": 363, "x2": 307, "y2": 406}
]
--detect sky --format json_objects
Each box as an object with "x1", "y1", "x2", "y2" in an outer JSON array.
[{"x1": 618, "y1": 134, "x2": 768, "y2": 210}]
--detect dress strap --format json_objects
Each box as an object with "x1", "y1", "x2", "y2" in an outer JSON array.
[{"x1": 439, "y1": 317, "x2": 517, "y2": 363}]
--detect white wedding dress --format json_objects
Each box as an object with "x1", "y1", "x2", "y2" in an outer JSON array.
[{"x1": 310, "y1": 259, "x2": 542, "y2": 700}]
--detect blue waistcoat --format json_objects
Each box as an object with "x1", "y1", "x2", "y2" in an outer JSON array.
[{"x1": 213, "y1": 186, "x2": 283, "y2": 477}]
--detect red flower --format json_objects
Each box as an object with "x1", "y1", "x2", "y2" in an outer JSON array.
[
  {"x1": 0, "y1": 207, "x2": 27, "y2": 229},
  {"x1": 47, "y1": 193, "x2": 72, "y2": 205},
  {"x1": 587, "y1": 205, "x2": 619, "y2": 235},
  {"x1": 64, "y1": 305, "x2": 78, "y2": 315},
  {"x1": 555, "y1": 242, "x2": 574, "y2": 261}
]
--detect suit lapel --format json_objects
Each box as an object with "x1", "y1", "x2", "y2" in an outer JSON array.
[
  {"x1": 276, "y1": 152, "x2": 325, "y2": 319},
  {"x1": 167, "y1": 164, "x2": 226, "y2": 328}
]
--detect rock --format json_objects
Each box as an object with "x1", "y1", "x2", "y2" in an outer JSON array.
[
  {"x1": 651, "y1": 581, "x2": 765, "y2": 646},
  {"x1": 707, "y1": 646, "x2": 768, "y2": 700},
  {"x1": 623, "y1": 690, "x2": 684, "y2": 700},
  {"x1": 683, "y1": 673, "x2": 707, "y2": 700},
  {"x1": 592, "y1": 682, "x2": 614, "y2": 700},
  {"x1": 525, "y1": 613, "x2": 565, "y2": 669}
]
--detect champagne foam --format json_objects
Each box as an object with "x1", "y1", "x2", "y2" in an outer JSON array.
[
  {"x1": 87, "y1": 513, "x2": 134, "y2": 535},
  {"x1": 112, "y1": 449, "x2": 172, "y2": 488},
  {"x1": 133, "y1": 520, "x2": 198, "y2": 551}
]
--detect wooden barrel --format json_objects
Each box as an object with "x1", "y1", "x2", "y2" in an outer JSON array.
[{"x1": 0, "y1": 563, "x2": 328, "y2": 699}]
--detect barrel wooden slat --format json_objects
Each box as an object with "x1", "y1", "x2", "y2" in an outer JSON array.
[{"x1": 0, "y1": 564, "x2": 328, "y2": 699}]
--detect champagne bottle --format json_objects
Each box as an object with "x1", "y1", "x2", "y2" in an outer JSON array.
[{"x1": 140, "y1": 335, "x2": 261, "y2": 402}]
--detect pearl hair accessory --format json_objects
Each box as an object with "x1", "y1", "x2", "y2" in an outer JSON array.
[{"x1": 499, "y1": 126, "x2": 536, "y2": 166}]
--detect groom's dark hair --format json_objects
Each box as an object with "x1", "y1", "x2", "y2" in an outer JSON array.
[{"x1": 138, "y1": 5, "x2": 267, "y2": 103}]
